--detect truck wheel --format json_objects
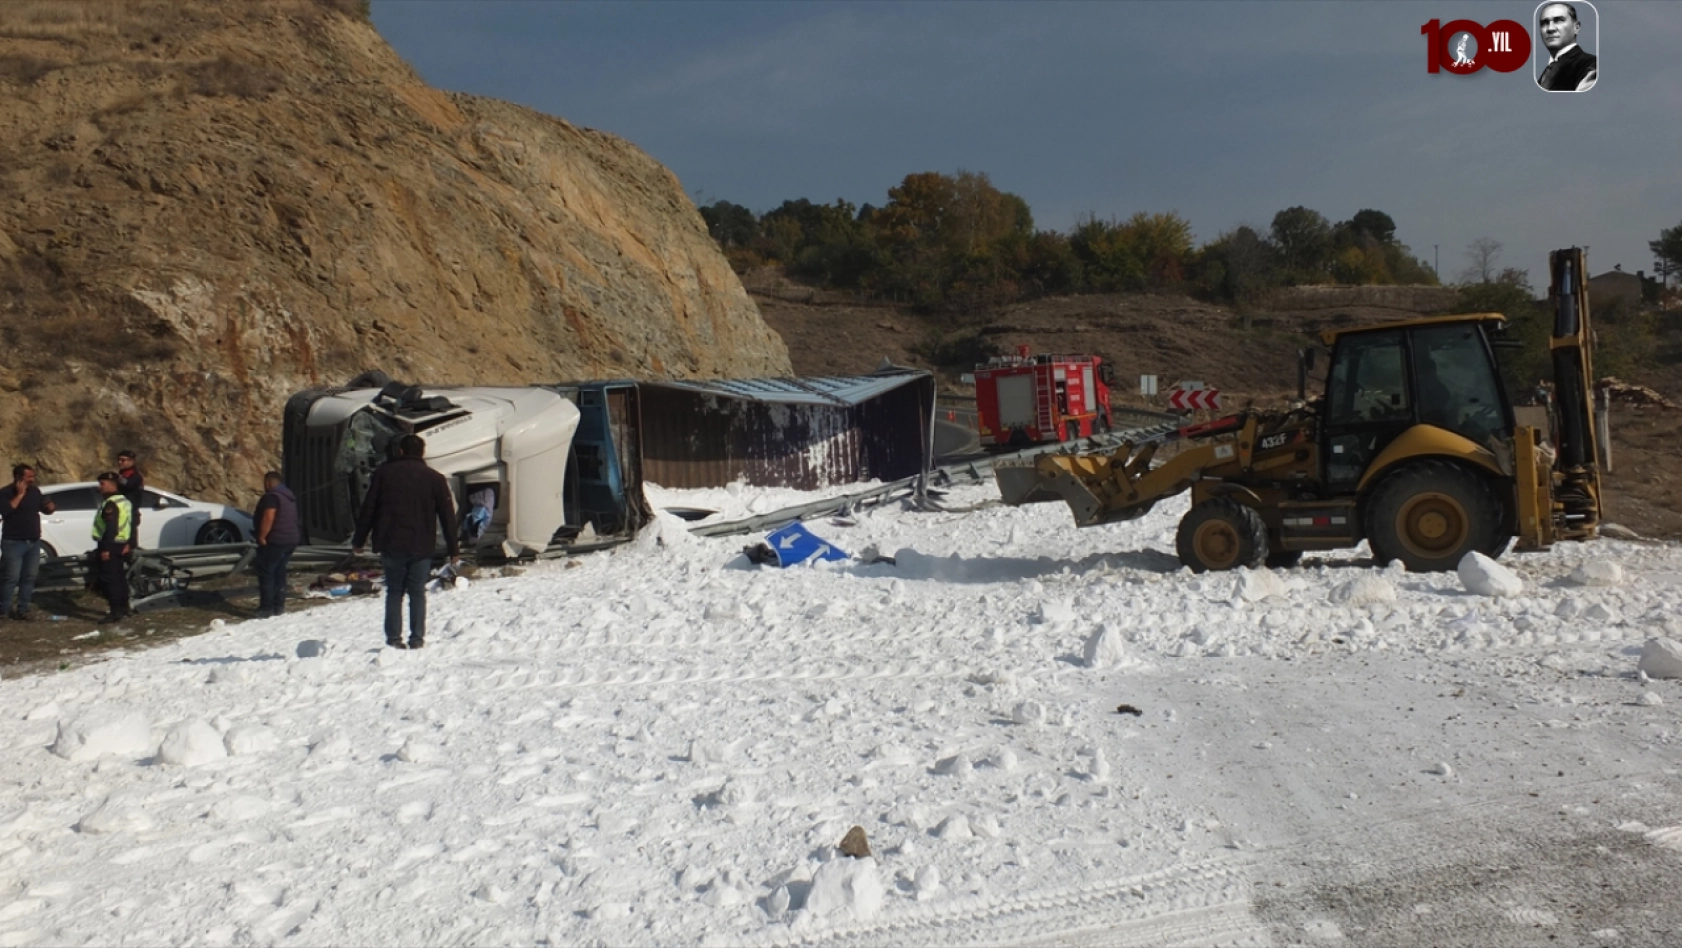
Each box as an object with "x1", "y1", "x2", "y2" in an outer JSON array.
[
  {"x1": 1365, "y1": 461, "x2": 1506, "y2": 572},
  {"x1": 1176, "y1": 498, "x2": 1268, "y2": 572}
]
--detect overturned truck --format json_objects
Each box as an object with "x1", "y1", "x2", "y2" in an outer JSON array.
[
  {"x1": 283, "y1": 369, "x2": 936, "y2": 558},
  {"x1": 284, "y1": 381, "x2": 648, "y2": 557}
]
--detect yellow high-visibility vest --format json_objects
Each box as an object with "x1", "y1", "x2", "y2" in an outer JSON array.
[{"x1": 91, "y1": 495, "x2": 134, "y2": 544}]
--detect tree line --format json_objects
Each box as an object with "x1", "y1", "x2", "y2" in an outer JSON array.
[{"x1": 698, "y1": 170, "x2": 1440, "y2": 312}]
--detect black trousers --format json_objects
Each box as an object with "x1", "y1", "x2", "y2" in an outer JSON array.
[
  {"x1": 97, "y1": 551, "x2": 130, "y2": 615},
  {"x1": 254, "y1": 544, "x2": 296, "y2": 615},
  {"x1": 380, "y1": 552, "x2": 431, "y2": 644}
]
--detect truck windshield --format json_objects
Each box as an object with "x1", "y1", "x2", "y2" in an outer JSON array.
[
  {"x1": 1411, "y1": 324, "x2": 1508, "y2": 444},
  {"x1": 339, "y1": 409, "x2": 403, "y2": 499}
]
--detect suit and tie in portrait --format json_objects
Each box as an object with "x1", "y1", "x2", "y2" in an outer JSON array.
[{"x1": 1536, "y1": 2, "x2": 1597, "y2": 92}]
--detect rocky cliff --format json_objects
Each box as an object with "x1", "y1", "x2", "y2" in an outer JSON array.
[{"x1": 0, "y1": 0, "x2": 790, "y2": 505}]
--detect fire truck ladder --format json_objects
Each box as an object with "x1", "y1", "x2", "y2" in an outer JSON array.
[{"x1": 1035, "y1": 370, "x2": 1057, "y2": 435}]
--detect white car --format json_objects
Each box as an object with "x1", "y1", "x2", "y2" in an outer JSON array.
[{"x1": 35, "y1": 483, "x2": 254, "y2": 558}]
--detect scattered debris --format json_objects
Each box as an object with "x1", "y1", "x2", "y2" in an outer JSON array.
[
  {"x1": 1115, "y1": 704, "x2": 1143, "y2": 716},
  {"x1": 839, "y1": 825, "x2": 871, "y2": 858},
  {"x1": 745, "y1": 523, "x2": 849, "y2": 568},
  {"x1": 1599, "y1": 377, "x2": 1678, "y2": 410}
]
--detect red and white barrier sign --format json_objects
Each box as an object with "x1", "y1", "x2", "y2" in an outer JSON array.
[{"x1": 1168, "y1": 386, "x2": 1222, "y2": 411}]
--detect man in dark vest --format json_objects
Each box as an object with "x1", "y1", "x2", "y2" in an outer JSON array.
[
  {"x1": 352, "y1": 434, "x2": 459, "y2": 649},
  {"x1": 253, "y1": 471, "x2": 302, "y2": 618},
  {"x1": 1537, "y1": 3, "x2": 1597, "y2": 92}
]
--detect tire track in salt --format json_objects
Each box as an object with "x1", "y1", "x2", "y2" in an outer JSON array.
[
  {"x1": 746, "y1": 855, "x2": 1266, "y2": 948},
  {"x1": 748, "y1": 768, "x2": 1682, "y2": 948}
]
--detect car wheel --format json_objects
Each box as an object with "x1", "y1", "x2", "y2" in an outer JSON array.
[
  {"x1": 195, "y1": 520, "x2": 244, "y2": 545},
  {"x1": 40, "y1": 541, "x2": 58, "y2": 560}
]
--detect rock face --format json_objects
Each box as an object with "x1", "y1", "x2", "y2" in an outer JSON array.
[{"x1": 0, "y1": 0, "x2": 789, "y2": 505}]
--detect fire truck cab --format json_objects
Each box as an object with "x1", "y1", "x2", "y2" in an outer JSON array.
[{"x1": 975, "y1": 346, "x2": 1114, "y2": 449}]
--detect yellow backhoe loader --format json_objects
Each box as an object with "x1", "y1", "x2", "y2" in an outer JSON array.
[{"x1": 995, "y1": 248, "x2": 1602, "y2": 572}]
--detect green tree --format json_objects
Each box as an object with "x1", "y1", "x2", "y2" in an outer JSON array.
[
  {"x1": 1348, "y1": 209, "x2": 1397, "y2": 244},
  {"x1": 1384, "y1": 245, "x2": 1439, "y2": 286},
  {"x1": 1192, "y1": 225, "x2": 1279, "y2": 303},
  {"x1": 698, "y1": 200, "x2": 757, "y2": 248},
  {"x1": 1458, "y1": 275, "x2": 1547, "y2": 393},
  {"x1": 1069, "y1": 212, "x2": 1194, "y2": 292},
  {"x1": 1330, "y1": 245, "x2": 1389, "y2": 285},
  {"x1": 869, "y1": 170, "x2": 1034, "y2": 309},
  {"x1": 751, "y1": 214, "x2": 803, "y2": 264},
  {"x1": 1016, "y1": 231, "x2": 1085, "y2": 296},
  {"x1": 1270, "y1": 206, "x2": 1333, "y2": 281},
  {"x1": 1652, "y1": 219, "x2": 1682, "y2": 286}
]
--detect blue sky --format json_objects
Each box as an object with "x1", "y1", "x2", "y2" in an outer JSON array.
[{"x1": 372, "y1": 1, "x2": 1682, "y2": 285}]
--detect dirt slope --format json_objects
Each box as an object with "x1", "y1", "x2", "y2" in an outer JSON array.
[{"x1": 0, "y1": 0, "x2": 789, "y2": 505}]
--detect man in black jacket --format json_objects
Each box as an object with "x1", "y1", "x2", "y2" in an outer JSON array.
[
  {"x1": 114, "y1": 449, "x2": 145, "y2": 547},
  {"x1": 1537, "y1": 3, "x2": 1597, "y2": 92},
  {"x1": 352, "y1": 434, "x2": 459, "y2": 649},
  {"x1": 1, "y1": 464, "x2": 57, "y2": 621}
]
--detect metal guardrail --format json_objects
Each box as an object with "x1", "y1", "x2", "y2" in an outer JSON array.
[{"x1": 685, "y1": 409, "x2": 1180, "y2": 540}]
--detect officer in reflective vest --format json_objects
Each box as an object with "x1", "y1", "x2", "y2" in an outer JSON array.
[{"x1": 91, "y1": 472, "x2": 135, "y2": 623}]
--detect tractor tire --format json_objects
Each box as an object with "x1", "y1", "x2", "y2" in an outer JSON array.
[
  {"x1": 1176, "y1": 498, "x2": 1269, "y2": 573},
  {"x1": 1365, "y1": 461, "x2": 1507, "y2": 572}
]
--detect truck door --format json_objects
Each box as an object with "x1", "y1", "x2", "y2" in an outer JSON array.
[{"x1": 1321, "y1": 329, "x2": 1413, "y2": 493}]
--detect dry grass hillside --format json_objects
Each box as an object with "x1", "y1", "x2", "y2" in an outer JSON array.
[{"x1": 0, "y1": 0, "x2": 789, "y2": 505}]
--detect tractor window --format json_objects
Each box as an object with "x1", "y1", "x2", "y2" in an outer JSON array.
[
  {"x1": 1326, "y1": 331, "x2": 1409, "y2": 425},
  {"x1": 1411, "y1": 324, "x2": 1508, "y2": 443}
]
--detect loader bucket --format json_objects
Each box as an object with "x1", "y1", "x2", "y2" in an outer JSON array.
[
  {"x1": 995, "y1": 455, "x2": 1158, "y2": 527},
  {"x1": 994, "y1": 460, "x2": 1067, "y2": 506}
]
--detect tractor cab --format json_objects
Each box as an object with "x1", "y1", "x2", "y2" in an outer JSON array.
[{"x1": 1318, "y1": 314, "x2": 1515, "y2": 494}]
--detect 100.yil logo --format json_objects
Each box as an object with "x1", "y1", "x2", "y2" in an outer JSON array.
[{"x1": 1421, "y1": 18, "x2": 1532, "y2": 74}]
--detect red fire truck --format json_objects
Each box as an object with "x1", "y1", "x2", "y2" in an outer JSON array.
[{"x1": 974, "y1": 346, "x2": 1114, "y2": 449}]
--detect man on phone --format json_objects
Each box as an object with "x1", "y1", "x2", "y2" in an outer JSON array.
[{"x1": 0, "y1": 464, "x2": 57, "y2": 621}]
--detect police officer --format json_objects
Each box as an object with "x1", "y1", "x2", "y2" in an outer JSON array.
[
  {"x1": 114, "y1": 449, "x2": 145, "y2": 547},
  {"x1": 91, "y1": 472, "x2": 135, "y2": 623}
]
